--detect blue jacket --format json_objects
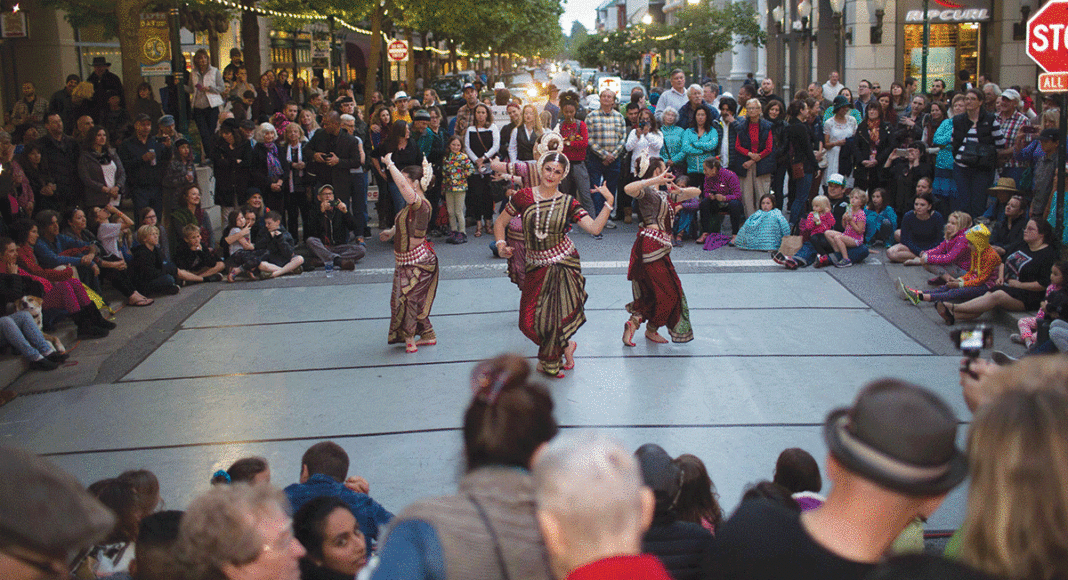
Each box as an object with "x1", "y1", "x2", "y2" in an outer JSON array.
[
  {"x1": 679, "y1": 128, "x2": 719, "y2": 174},
  {"x1": 34, "y1": 234, "x2": 90, "y2": 268},
  {"x1": 284, "y1": 474, "x2": 394, "y2": 542}
]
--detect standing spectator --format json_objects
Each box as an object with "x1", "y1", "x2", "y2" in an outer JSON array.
[
  {"x1": 280, "y1": 121, "x2": 311, "y2": 235},
  {"x1": 188, "y1": 49, "x2": 225, "y2": 160},
  {"x1": 544, "y1": 84, "x2": 561, "y2": 129},
  {"x1": 210, "y1": 119, "x2": 251, "y2": 214},
  {"x1": 822, "y1": 71, "x2": 844, "y2": 103},
  {"x1": 35, "y1": 112, "x2": 80, "y2": 212},
  {"x1": 1028, "y1": 129, "x2": 1060, "y2": 218},
  {"x1": 982, "y1": 82, "x2": 1001, "y2": 114},
  {"x1": 707, "y1": 379, "x2": 966, "y2": 580},
  {"x1": 853, "y1": 80, "x2": 874, "y2": 119},
  {"x1": 339, "y1": 112, "x2": 369, "y2": 241},
  {"x1": 291, "y1": 76, "x2": 310, "y2": 105},
  {"x1": 14, "y1": 142, "x2": 50, "y2": 216},
  {"x1": 463, "y1": 105, "x2": 500, "y2": 237},
  {"x1": 533, "y1": 433, "x2": 671, "y2": 580},
  {"x1": 78, "y1": 125, "x2": 125, "y2": 209},
  {"x1": 994, "y1": 88, "x2": 1029, "y2": 187},
  {"x1": 411, "y1": 108, "x2": 442, "y2": 233},
  {"x1": 678, "y1": 85, "x2": 711, "y2": 130},
  {"x1": 87, "y1": 56, "x2": 124, "y2": 113},
  {"x1": 952, "y1": 88, "x2": 1004, "y2": 217},
  {"x1": 10, "y1": 82, "x2": 47, "y2": 131},
  {"x1": 0, "y1": 446, "x2": 115, "y2": 580},
  {"x1": 558, "y1": 93, "x2": 593, "y2": 217},
  {"x1": 928, "y1": 98, "x2": 958, "y2": 214},
  {"x1": 119, "y1": 114, "x2": 166, "y2": 219},
  {"x1": 822, "y1": 96, "x2": 858, "y2": 191},
  {"x1": 783, "y1": 99, "x2": 821, "y2": 228},
  {"x1": 305, "y1": 184, "x2": 364, "y2": 269},
  {"x1": 99, "y1": 91, "x2": 130, "y2": 147},
  {"x1": 854, "y1": 102, "x2": 894, "y2": 194},
  {"x1": 284, "y1": 441, "x2": 393, "y2": 544},
  {"x1": 48, "y1": 74, "x2": 80, "y2": 127},
  {"x1": 222, "y1": 47, "x2": 244, "y2": 79},
  {"x1": 69, "y1": 83, "x2": 97, "y2": 132},
  {"x1": 586, "y1": 89, "x2": 628, "y2": 219},
  {"x1": 655, "y1": 69, "x2": 689, "y2": 122},
  {"x1": 175, "y1": 484, "x2": 306, "y2": 580},
  {"x1": 757, "y1": 78, "x2": 782, "y2": 107},
  {"x1": 807, "y1": 83, "x2": 830, "y2": 115},
  {"x1": 228, "y1": 67, "x2": 257, "y2": 104},
  {"x1": 248, "y1": 123, "x2": 289, "y2": 217},
  {"x1": 252, "y1": 72, "x2": 282, "y2": 122},
  {"x1": 306, "y1": 112, "x2": 360, "y2": 219},
  {"x1": 129, "y1": 82, "x2": 164, "y2": 136},
  {"x1": 678, "y1": 107, "x2": 718, "y2": 191},
  {"x1": 734, "y1": 98, "x2": 774, "y2": 216}
]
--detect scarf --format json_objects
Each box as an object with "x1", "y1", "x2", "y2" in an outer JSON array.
[
  {"x1": 264, "y1": 142, "x2": 283, "y2": 181},
  {"x1": 867, "y1": 119, "x2": 881, "y2": 146}
]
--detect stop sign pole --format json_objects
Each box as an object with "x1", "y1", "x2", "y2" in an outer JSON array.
[{"x1": 1027, "y1": 1, "x2": 1068, "y2": 241}]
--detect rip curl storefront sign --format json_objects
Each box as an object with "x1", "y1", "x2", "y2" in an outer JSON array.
[{"x1": 905, "y1": 0, "x2": 990, "y2": 22}]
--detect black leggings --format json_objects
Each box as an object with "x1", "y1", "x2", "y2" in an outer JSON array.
[
  {"x1": 100, "y1": 265, "x2": 137, "y2": 298},
  {"x1": 466, "y1": 173, "x2": 494, "y2": 222}
]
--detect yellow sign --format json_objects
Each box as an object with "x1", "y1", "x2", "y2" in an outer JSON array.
[{"x1": 139, "y1": 13, "x2": 172, "y2": 77}]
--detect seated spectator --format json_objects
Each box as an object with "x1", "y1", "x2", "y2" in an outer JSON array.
[
  {"x1": 822, "y1": 189, "x2": 868, "y2": 268},
  {"x1": 174, "y1": 224, "x2": 225, "y2": 284},
  {"x1": 673, "y1": 454, "x2": 724, "y2": 534},
  {"x1": 33, "y1": 209, "x2": 97, "y2": 283},
  {"x1": 211, "y1": 456, "x2": 271, "y2": 485},
  {"x1": 370, "y1": 354, "x2": 556, "y2": 580},
  {"x1": 255, "y1": 211, "x2": 304, "y2": 278},
  {"x1": 130, "y1": 510, "x2": 184, "y2": 580},
  {"x1": 0, "y1": 310, "x2": 68, "y2": 371},
  {"x1": 220, "y1": 210, "x2": 270, "y2": 281},
  {"x1": 134, "y1": 207, "x2": 170, "y2": 263},
  {"x1": 696, "y1": 158, "x2": 744, "y2": 245},
  {"x1": 305, "y1": 184, "x2": 364, "y2": 271},
  {"x1": 903, "y1": 211, "x2": 972, "y2": 285},
  {"x1": 1012, "y1": 259, "x2": 1066, "y2": 348},
  {"x1": 118, "y1": 469, "x2": 162, "y2": 517},
  {"x1": 4, "y1": 228, "x2": 113, "y2": 338},
  {"x1": 1017, "y1": 290, "x2": 1068, "y2": 354},
  {"x1": 900, "y1": 224, "x2": 1000, "y2": 306},
  {"x1": 989, "y1": 193, "x2": 1027, "y2": 256},
  {"x1": 170, "y1": 183, "x2": 215, "y2": 254},
  {"x1": 774, "y1": 195, "x2": 834, "y2": 269},
  {"x1": 80, "y1": 477, "x2": 142, "y2": 576},
  {"x1": 130, "y1": 225, "x2": 181, "y2": 296},
  {"x1": 739, "y1": 480, "x2": 800, "y2": 511},
  {"x1": 734, "y1": 193, "x2": 790, "y2": 251},
  {"x1": 706, "y1": 379, "x2": 967, "y2": 580},
  {"x1": 70, "y1": 206, "x2": 152, "y2": 306},
  {"x1": 0, "y1": 446, "x2": 115, "y2": 580},
  {"x1": 936, "y1": 219, "x2": 1058, "y2": 325},
  {"x1": 957, "y1": 389, "x2": 1068, "y2": 580},
  {"x1": 284, "y1": 441, "x2": 393, "y2": 544},
  {"x1": 887, "y1": 191, "x2": 945, "y2": 263},
  {"x1": 635, "y1": 443, "x2": 713, "y2": 580},
  {"x1": 533, "y1": 432, "x2": 672, "y2": 580},
  {"x1": 175, "y1": 484, "x2": 305, "y2": 580},
  {"x1": 293, "y1": 496, "x2": 367, "y2": 580},
  {"x1": 771, "y1": 448, "x2": 824, "y2": 512},
  {"x1": 864, "y1": 188, "x2": 897, "y2": 247}
]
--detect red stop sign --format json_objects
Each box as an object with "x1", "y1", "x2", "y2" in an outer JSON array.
[{"x1": 1028, "y1": 1, "x2": 1068, "y2": 73}]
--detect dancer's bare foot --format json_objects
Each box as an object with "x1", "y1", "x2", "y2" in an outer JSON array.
[
  {"x1": 536, "y1": 362, "x2": 565, "y2": 379},
  {"x1": 645, "y1": 329, "x2": 668, "y2": 343},
  {"x1": 563, "y1": 340, "x2": 577, "y2": 370},
  {"x1": 623, "y1": 319, "x2": 637, "y2": 347},
  {"x1": 405, "y1": 341, "x2": 418, "y2": 353}
]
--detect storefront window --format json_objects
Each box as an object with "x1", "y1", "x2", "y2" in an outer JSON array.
[{"x1": 902, "y1": 22, "x2": 980, "y2": 92}]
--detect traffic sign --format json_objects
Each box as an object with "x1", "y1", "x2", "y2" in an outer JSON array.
[
  {"x1": 1040, "y1": 72, "x2": 1068, "y2": 92},
  {"x1": 387, "y1": 39, "x2": 409, "y2": 62},
  {"x1": 1027, "y1": 1, "x2": 1068, "y2": 74}
]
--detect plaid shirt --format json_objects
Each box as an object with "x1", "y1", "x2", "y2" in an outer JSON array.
[
  {"x1": 998, "y1": 111, "x2": 1029, "y2": 168},
  {"x1": 585, "y1": 108, "x2": 627, "y2": 160}
]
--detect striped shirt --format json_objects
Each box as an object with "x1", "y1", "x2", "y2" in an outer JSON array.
[
  {"x1": 955, "y1": 116, "x2": 1005, "y2": 167},
  {"x1": 997, "y1": 111, "x2": 1029, "y2": 168},
  {"x1": 585, "y1": 108, "x2": 628, "y2": 160}
]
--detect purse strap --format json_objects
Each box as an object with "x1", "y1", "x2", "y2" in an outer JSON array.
[{"x1": 467, "y1": 493, "x2": 512, "y2": 580}]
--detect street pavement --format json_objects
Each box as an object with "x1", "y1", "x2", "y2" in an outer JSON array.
[{"x1": 0, "y1": 217, "x2": 1025, "y2": 534}]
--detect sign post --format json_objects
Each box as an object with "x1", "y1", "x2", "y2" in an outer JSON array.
[{"x1": 1027, "y1": 0, "x2": 1068, "y2": 241}]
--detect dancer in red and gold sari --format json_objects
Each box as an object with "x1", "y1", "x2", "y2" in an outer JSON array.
[
  {"x1": 382, "y1": 154, "x2": 438, "y2": 353},
  {"x1": 622, "y1": 156, "x2": 699, "y2": 346},
  {"x1": 493, "y1": 151, "x2": 615, "y2": 378}
]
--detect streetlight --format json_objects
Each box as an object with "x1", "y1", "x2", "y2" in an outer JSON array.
[{"x1": 641, "y1": 13, "x2": 653, "y2": 25}]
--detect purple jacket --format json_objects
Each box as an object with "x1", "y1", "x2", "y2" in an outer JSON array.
[{"x1": 924, "y1": 230, "x2": 970, "y2": 271}]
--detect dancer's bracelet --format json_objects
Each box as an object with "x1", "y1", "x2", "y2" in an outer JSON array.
[
  {"x1": 603, "y1": 204, "x2": 614, "y2": 211},
  {"x1": 495, "y1": 240, "x2": 506, "y2": 247}
]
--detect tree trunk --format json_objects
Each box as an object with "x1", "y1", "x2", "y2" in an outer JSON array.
[
  {"x1": 208, "y1": 26, "x2": 220, "y2": 69},
  {"x1": 363, "y1": 1, "x2": 386, "y2": 116},
  {"x1": 116, "y1": 0, "x2": 149, "y2": 107},
  {"x1": 406, "y1": 28, "x2": 416, "y2": 93},
  {"x1": 242, "y1": 0, "x2": 261, "y2": 78}
]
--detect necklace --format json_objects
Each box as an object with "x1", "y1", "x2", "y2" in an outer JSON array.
[{"x1": 532, "y1": 188, "x2": 556, "y2": 240}]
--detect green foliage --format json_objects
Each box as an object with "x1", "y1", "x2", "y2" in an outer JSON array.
[{"x1": 42, "y1": 0, "x2": 235, "y2": 39}]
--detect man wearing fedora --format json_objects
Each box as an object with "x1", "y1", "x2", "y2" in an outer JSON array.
[
  {"x1": 87, "y1": 56, "x2": 124, "y2": 114},
  {"x1": 706, "y1": 379, "x2": 967, "y2": 580}
]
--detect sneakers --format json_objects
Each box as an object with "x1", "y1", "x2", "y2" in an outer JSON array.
[
  {"x1": 334, "y1": 258, "x2": 356, "y2": 271},
  {"x1": 45, "y1": 351, "x2": 69, "y2": 363},
  {"x1": 771, "y1": 251, "x2": 788, "y2": 265},
  {"x1": 204, "y1": 273, "x2": 223, "y2": 283},
  {"x1": 592, "y1": 233, "x2": 603, "y2": 240},
  {"x1": 896, "y1": 277, "x2": 910, "y2": 301},
  {"x1": 604, "y1": 220, "x2": 617, "y2": 229},
  {"x1": 163, "y1": 284, "x2": 181, "y2": 295},
  {"x1": 785, "y1": 257, "x2": 799, "y2": 270},
  {"x1": 903, "y1": 285, "x2": 922, "y2": 305},
  {"x1": 291, "y1": 265, "x2": 303, "y2": 275},
  {"x1": 835, "y1": 258, "x2": 852, "y2": 268},
  {"x1": 814, "y1": 254, "x2": 832, "y2": 268}
]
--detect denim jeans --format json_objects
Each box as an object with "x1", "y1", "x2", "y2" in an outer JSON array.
[
  {"x1": 564, "y1": 161, "x2": 593, "y2": 214},
  {"x1": 132, "y1": 185, "x2": 163, "y2": 221},
  {"x1": 0, "y1": 311, "x2": 55, "y2": 360},
  {"x1": 587, "y1": 157, "x2": 620, "y2": 215},
  {"x1": 953, "y1": 166, "x2": 995, "y2": 218},
  {"x1": 794, "y1": 238, "x2": 870, "y2": 266},
  {"x1": 788, "y1": 173, "x2": 814, "y2": 227}
]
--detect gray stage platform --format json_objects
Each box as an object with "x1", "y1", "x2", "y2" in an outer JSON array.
[{"x1": 0, "y1": 270, "x2": 970, "y2": 531}]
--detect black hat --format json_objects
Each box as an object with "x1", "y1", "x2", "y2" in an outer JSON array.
[
  {"x1": 91, "y1": 56, "x2": 111, "y2": 67},
  {"x1": 134, "y1": 113, "x2": 152, "y2": 123},
  {"x1": 221, "y1": 117, "x2": 240, "y2": 130},
  {"x1": 412, "y1": 109, "x2": 431, "y2": 122},
  {"x1": 1038, "y1": 128, "x2": 1060, "y2": 141},
  {"x1": 832, "y1": 95, "x2": 853, "y2": 112},
  {"x1": 634, "y1": 443, "x2": 680, "y2": 514},
  {"x1": 173, "y1": 138, "x2": 189, "y2": 149},
  {"x1": 823, "y1": 379, "x2": 967, "y2": 496},
  {"x1": 239, "y1": 119, "x2": 256, "y2": 130}
]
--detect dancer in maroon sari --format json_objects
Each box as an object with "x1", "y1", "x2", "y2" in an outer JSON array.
[
  {"x1": 622, "y1": 157, "x2": 699, "y2": 345},
  {"x1": 493, "y1": 152, "x2": 615, "y2": 378}
]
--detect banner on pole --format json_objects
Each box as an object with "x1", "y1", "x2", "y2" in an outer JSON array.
[{"x1": 139, "y1": 13, "x2": 172, "y2": 77}]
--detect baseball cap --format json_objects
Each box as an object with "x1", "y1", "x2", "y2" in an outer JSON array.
[
  {"x1": 1039, "y1": 128, "x2": 1060, "y2": 141},
  {"x1": 828, "y1": 173, "x2": 845, "y2": 185}
]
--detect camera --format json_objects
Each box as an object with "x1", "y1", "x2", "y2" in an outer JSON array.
[
  {"x1": 953, "y1": 324, "x2": 993, "y2": 374},
  {"x1": 330, "y1": 199, "x2": 340, "y2": 208}
]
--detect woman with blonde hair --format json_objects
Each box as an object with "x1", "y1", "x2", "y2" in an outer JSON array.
[
  {"x1": 70, "y1": 81, "x2": 97, "y2": 126},
  {"x1": 958, "y1": 387, "x2": 1068, "y2": 580},
  {"x1": 508, "y1": 104, "x2": 543, "y2": 162}
]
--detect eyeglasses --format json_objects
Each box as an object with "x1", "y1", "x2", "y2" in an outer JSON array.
[{"x1": 1, "y1": 546, "x2": 67, "y2": 580}]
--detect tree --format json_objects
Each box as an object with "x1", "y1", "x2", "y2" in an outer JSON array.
[{"x1": 672, "y1": 1, "x2": 765, "y2": 79}]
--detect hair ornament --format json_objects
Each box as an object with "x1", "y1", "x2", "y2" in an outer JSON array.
[
  {"x1": 420, "y1": 156, "x2": 434, "y2": 190},
  {"x1": 471, "y1": 361, "x2": 511, "y2": 405},
  {"x1": 212, "y1": 470, "x2": 231, "y2": 483}
]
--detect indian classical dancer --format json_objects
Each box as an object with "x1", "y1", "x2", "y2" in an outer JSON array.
[
  {"x1": 493, "y1": 151, "x2": 614, "y2": 378},
  {"x1": 622, "y1": 154, "x2": 699, "y2": 345},
  {"x1": 382, "y1": 154, "x2": 438, "y2": 353},
  {"x1": 490, "y1": 131, "x2": 564, "y2": 289}
]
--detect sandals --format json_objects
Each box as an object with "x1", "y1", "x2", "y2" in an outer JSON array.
[
  {"x1": 695, "y1": 233, "x2": 708, "y2": 244},
  {"x1": 129, "y1": 297, "x2": 154, "y2": 307},
  {"x1": 623, "y1": 319, "x2": 637, "y2": 347},
  {"x1": 563, "y1": 341, "x2": 577, "y2": 370},
  {"x1": 935, "y1": 301, "x2": 956, "y2": 325}
]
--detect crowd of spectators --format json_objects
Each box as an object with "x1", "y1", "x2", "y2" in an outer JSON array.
[{"x1": 3, "y1": 350, "x2": 1068, "y2": 580}]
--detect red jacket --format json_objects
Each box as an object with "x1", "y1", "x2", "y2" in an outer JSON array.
[
  {"x1": 559, "y1": 120, "x2": 588, "y2": 162},
  {"x1": 568, "y1": 555, "x2": 674, "y2": 580}
]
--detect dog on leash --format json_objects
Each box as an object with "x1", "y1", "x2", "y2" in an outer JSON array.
[{"x1": 13, "y1": 295, "x2": 66, "y2": 354}]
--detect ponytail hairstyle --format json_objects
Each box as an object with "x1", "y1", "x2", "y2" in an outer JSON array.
[{"x1": 464, "y1": 354, "x2": 558, "y2": 471}]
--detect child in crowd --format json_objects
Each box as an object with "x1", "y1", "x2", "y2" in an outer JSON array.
[
  {"x1": 673, "y1": 454, "x2": 724, "y2": 535},
  {"x1": 900, "y1": 224, "x2": 1001, "y2": 306},
  {"x1": 822, "y1": 189, "x2": 868, "y2": 267},
  {"x1": 774, "y1": 195, "x2": 834, "y2": 269},
  {"x1": 734, "y1": 193, "x2": 790, "y2": 251},
  {"x1": 1013, "y1": 260, "x2": 1067, "y2": 347},
  {"x1": 1023, "y1": 289, "x2": 1068, "y2": 353},
  {"x1": 864, "y1": 188, "x2": 896, "y2": 248},
  {"x1": 130, "y1": 225, "x2": 180, "y2": 295},
  {"x1": 174, "y1": 224, "x2": 225, "y2": 285},
  {"x1": 442, "y1": 136, "x2": 475, "y2": 244},
  {"x1": 903, "y1": 210, "x2": 972, "y2": 285},
  {"x1": 254, "y1": 211, "x2": 304, "y2": 278},
  {"x1": 222, "y1": 210, "x2": 269, "y2": 282}
]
